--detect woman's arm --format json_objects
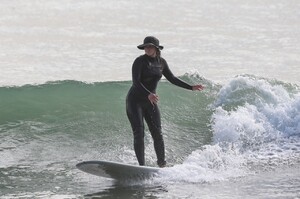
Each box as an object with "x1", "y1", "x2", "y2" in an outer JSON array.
[{"x1": 162, "y1": 59, "x2": 204, "y2": 91}]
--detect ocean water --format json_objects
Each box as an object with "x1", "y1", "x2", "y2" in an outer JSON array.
[{"x1": 0, "y1": 1, "x2": 300, "y2": 199}]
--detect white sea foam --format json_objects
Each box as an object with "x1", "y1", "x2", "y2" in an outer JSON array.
[
  {"x1": 158, "y1": 144, "x2": 248, "y2": 183},
  {"x1": 213, "y1": 76, "x2": 300, "y2": 142},
  {"x1": 212, "y1": 76, "x2": 300, "y2": 169},
  {"x1": 158, "y1": 76, "x2": 300, "y2": 183}
]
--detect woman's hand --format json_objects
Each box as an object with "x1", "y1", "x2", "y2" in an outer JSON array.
[
  {"x1": 192, "y1": 85, "x2": 204, "y2": 91},
  {"x1": 148, "y1": 93, "x2": 159, "y2": 105}
]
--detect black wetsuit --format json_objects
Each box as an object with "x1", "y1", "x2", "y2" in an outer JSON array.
[{"x1": 126, "y1": 54, "x2": 192, "y2": 166}]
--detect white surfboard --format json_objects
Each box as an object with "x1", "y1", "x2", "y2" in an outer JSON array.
[{"x1": 76, "y1": 160, "x2": 160, "y2": 180}]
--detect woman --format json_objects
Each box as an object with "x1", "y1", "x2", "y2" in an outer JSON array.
[{"x1": 126, "y1": 36, "x2": 204, "y2": 167}]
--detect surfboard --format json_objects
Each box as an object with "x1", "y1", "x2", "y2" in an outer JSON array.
[{"x1": 76, "y1": 160, "x2": 160, "y2": 180}]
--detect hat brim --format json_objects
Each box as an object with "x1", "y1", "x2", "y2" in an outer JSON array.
[{"x1": 137, "y1": 43, "x2": 164, "y2": 50}]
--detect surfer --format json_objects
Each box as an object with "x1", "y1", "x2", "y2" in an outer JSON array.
[{"x1": 126, "y1": 36, "x2": 204, "y2": 167}]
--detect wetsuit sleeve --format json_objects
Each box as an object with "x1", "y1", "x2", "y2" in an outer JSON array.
[
  {"x1": 162, "y1": 59, "x2": 193, "y2": 90},
  {"x1": 132, "y1": 57, "x2": 152, "y2": 97}
]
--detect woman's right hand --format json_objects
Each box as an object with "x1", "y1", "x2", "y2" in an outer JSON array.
[
  {"x1": 192, "y1": 85, "x2": 204, "y2": 91},
  {"x1": 148, "y1": 93, "x2": 159, "y2": 105}
]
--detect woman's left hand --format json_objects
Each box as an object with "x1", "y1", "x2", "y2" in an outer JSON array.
[
  {"x1": 192, "y1": 85, "x2": 204, "y2": 91},
  {"x1": 148, "y1": 93, "x2": 159, "y2": 105}
]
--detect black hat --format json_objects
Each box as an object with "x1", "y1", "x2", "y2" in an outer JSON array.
[{"x1": 137, "y1": 36, "x2": 164, "y2": 50}]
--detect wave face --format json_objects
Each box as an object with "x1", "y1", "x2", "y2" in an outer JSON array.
[{"x1": 0, "y1": 75, "x2": 299, "y2": 184}]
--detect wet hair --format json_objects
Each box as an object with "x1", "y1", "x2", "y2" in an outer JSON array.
[
  {"x1": 156, "y1": 48, "x2": 161, "y2": 63},
  {"x1": 156, "y1": 48, "x2": 161, "y2": 57}
]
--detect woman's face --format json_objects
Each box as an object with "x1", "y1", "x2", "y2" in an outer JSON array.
[{"x1": 144, "y1": 45, "x2": 157, "y2": 57}]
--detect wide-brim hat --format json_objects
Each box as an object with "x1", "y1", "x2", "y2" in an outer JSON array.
[{"x1": 137, "y1": 36, "x2": 164, "y2": 50}]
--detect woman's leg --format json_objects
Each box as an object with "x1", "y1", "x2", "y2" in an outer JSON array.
[
  {"x1": 126, "y1": 98, "x2": 145, "y2": 166},
  {"x1": 144, "y1": 104, "x2": 166, "y2": 167}
]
